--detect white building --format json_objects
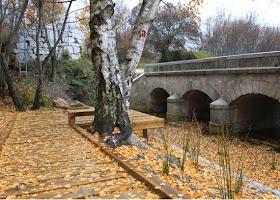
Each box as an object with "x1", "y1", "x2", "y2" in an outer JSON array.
[{"x1": 14, "y1": 24, "x2": 84, "y2": 61}]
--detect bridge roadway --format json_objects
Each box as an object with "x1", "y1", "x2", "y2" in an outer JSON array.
[
  {"x1": 0, "y1": 110, "x2": 185, "y2": 199},
  {"x1": 131, "y1": 51, "x2": 280, "y2": 133}
]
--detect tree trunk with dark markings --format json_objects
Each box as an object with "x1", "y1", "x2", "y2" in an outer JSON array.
[
  {"x1": 90, "y1": 0, "x2": 160, "y2": 148},
  {"x1": 0, "y1": 0, "x2": 29, "y2": 111}
]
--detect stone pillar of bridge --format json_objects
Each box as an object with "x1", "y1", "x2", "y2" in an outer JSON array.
[
  {"x1": 166, "y1": 93, "x2": 184, "y2": 122},
  {"x1": 209, "y1": 98, "x2": 232, "y2": 134}
]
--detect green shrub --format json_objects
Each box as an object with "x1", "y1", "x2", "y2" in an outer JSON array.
[
  {"x1": 41, "y1": 92, "x2": 52, "y2": 107},
  {"x1": 91, "y1": 92, "x2": 97, "y2": 106},
  {"x1": 80, "y1": 46, "x2": 89, "y2": 59},
  {"x1": 58, "y1": 60, "x2": 83, "y2": 76},
  {"x1": 18, "y1": 85, "x2": 35, "y2": 109},
  {"x1": 18, "y1": 85, "x2": 53, "y2": 108},
  {"x1": 62, "y1": 48, "x2": 71, "y2": 60},
  {"x1": 160, "y1": 50, "x2": 197, "y2": 62},
  {"x1": 194, "y1": 51, "x2": 213, "y2": 59},
  {"x1": 138, "y1": 57, "x2": 158, "y2": 68},
  {"x1": 71, "y1": 79, "x2": 84, "y2": 86}
]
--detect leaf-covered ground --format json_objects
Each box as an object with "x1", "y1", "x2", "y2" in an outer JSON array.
[
  {"x1": 123, "y1": 122, "x2": 279, "y2": 199},
  {"x1": 1, "y1": 107, "x2": 279, "y2": 199},
  {"x1": 0, "y1": 110, "x2": 160, "y2": 199},
  {"x1": 115, "y1": 136, "x2": 279, "y2": 199}
]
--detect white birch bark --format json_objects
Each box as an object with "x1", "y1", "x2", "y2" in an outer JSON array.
[
  {"x1": 120, "y1": 0, "x2": 160, "y2": 116},
  {"x1": 90, "y1": 0, "x2": 160, "y2": 147}
]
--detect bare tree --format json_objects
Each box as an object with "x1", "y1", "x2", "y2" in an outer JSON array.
[
  {"x1": 147, "y1": 3, "x2": 199, "y2": 62},
  {"x1": 44, "y1": 0, "x2": 65, "y2": 83},
  {"x1": 0, "y1": 0, "x2": 29, "y2": 111},
  {"x1": 114, "y1": 1, "x2": 133, "y2": 61},
  {"x1": 26, "y1": 0, "x2": 70, "y2": 83},
  {"x1": 32, "y1": 0, "x2": 74, "y2": 110},
  {"x1": 200, "y1": 11, "x2": 280, "y2": 56}
]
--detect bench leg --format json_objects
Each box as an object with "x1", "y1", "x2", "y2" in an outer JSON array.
[
  {"x1": 143, "y1": 129, "x2": 148, "y2": 140},
  {"x1": 69, "y1": 117, "x2": 75, "y2": 127}
]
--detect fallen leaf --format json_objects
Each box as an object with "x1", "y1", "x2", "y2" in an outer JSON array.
[
  {"x1": 45, "y1": 187, "x2": 51, "y2": 191},
  {"x1": 120, "y1": 186, "x2": 128, "y2": 191},
  {"x1": 233, "y1": 193, "x2": 241, "y2": 199},
  {"x1": 98, "y1": 190, "x2": 106, "y2": 196},
  {"x1": 193, "y1": 191, "x2": 201, "y2": 198},
  {"x1": 0, "y1": 185, "x2": 7, "y2": 190},
  {"x1": 28, "y1": 179, "x2": 39, "y2": 185},
  {"x1": 93, "y1": 132, "x2": 99, "y2": 139},
  {"x1": 54, "y1": 194, "x2": 62, "y2": 198},
  {"x1": 113, "y1": 194, "x2": 120, "y2": 198}
]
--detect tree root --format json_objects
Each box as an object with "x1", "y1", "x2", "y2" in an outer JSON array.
[{"x1": 106, "y1": 131, "x2": 147, "y2": 150}]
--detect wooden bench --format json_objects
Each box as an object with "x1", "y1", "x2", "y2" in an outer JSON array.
[
  {"x1": 68, "y1": 108, "x2": 165, "y2": 139},
  {"x1": 68, "y1": 107, "x2": 95, "y2": 127}
]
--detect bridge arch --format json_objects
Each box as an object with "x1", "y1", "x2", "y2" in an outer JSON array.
[
  {"x1": 230, "y1": 93, "x2": 280, "y2": 133},
  {"x1": 190, "y1": 80, "x2": 219, "y2": 101},
  {"x1": 182, "y1": 90, "x2": 213, "y2": 121},
  {"x1": 150, "y1": 88, "x2": 170, "y2": 116},
  {"x1": 225, "y1": 81, "x2": 280, "y2": 104},
  {"x1": 147, "y1": 80, "x2": 173, "y2": 96}
]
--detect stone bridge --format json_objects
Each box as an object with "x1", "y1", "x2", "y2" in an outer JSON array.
[{"x1": 130, "y1": 51, "x2": 280, "y2": 134}]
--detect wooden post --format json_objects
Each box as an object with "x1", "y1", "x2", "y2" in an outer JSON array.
[
  {"x1": 143, "y1": 129, "x2": 148, "y2": 140},
  {"x1": 68, "y1": 113, "x2": 75, "y2": 127}
]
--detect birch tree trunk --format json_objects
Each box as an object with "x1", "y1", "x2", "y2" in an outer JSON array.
[{"x1": 90, "y1": 0, "x2": 160, "y2": 148}]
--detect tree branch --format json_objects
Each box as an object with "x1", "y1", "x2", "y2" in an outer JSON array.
[
  {"x1": 42, "y1": 0, "x2": 73, "y2": 66},
  {"x1": 54, "y1": 0, "x2": 77, "y2": 3},
  {"x1": 120, "y1": 0, "x2": 160, "y2": 78},
  {"x1": 5, "y1": 0, "x2": 29, "y2": 53}
]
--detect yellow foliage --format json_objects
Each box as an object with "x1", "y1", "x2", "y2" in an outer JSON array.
[
  {"x1": 93, "y1": 132, "x2": 99, "y2": 139},
  {"x1": 0, "y1": 185, "x2": 7, "y2": 190}
]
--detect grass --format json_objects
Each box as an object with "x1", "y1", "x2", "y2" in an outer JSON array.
[
  {"x1": 190, "y1": 115, "x2": 202, "y2": 168},
  {"x1": 137, "y1": 57, "x2": 158, "y2": 68},
  {"x1": 215, "y1": 125, "x2": 245, "y2": 199},
  {"x1": 180, "y1": 115, "x2": 203, "y2": 171},
  {"x1": 181, "y1": 122, "x2": 190, "y2": 172},
  {"x1": 160, "y1": 128, "x2": 170, "y2": 176}
]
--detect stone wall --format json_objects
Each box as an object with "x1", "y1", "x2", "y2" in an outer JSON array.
[{"x1": 14, "y1": 24, "x2": 84, "y2": 61}]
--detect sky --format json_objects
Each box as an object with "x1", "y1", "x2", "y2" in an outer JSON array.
[{"x1": 121, "y1": 0, "x2": 280, "y2": 27}]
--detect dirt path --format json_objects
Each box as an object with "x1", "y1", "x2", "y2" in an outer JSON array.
[{"x1": 0, "y1": 110, "x2": 159, "y2": 199}]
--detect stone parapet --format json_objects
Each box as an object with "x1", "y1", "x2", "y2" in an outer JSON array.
[
  {"x1": 144, "y1": 67, "x2": 280, "y2": 76},
  {"x1": 145, "y1": 51, "x2": 280, "y2": 72}
]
